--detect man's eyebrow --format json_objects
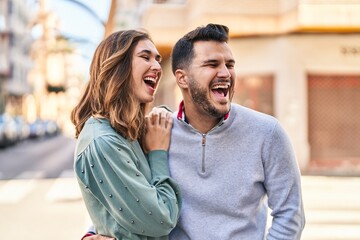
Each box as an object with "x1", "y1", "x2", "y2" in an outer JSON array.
[
  {"x1": 227, "y1": 59, "x2": 236, "y2": 64},
  {"x1": 202, "y1": 59, "x2": 218, "y2": 64},
  {"x1": 202, "y1": 59, "x2": 235, "y2": 64}
]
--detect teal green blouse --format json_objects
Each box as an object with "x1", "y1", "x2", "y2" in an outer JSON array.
[{"x1": 74, "y1": 117, "x2": 182, "y2": 240}]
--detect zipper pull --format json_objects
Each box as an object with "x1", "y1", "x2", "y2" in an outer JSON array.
[{"x1": 202, "y1": 134, "x2": 206, "y2": 146}]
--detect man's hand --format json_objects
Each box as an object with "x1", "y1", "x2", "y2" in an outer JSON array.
[{"x1": 83, "y1": 234, "x2": 114, "y2": 240}]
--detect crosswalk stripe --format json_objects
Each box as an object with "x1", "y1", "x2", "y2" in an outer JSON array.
[
  {"x1": 45, "y1": 170, "x2": 82, "y2": 202},
  {"x1": 302, "y1": 224, "x2": 360, "y2": 239},
  {"x1": 0, "y1": 170, "x2": 80, "y2": 204},
  {"x1": 16, "y1": 171, "x2": 45, "y2": 179},
  {"x1": 0, "y1": 171, "x2": 44, "y2": 204},
  {"x1": 58, "y1": 169, "x2": 75, "y2": 178},
  {"x1": 306, "y1": 209, "x2": 360, "y2": 224}
]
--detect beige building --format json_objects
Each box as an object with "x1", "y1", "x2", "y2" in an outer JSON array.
[
  {"x1": 0, "y1": 0, "x2": 33, "y2": 115},
  {"x1": 107, "y1": 0, "x2": 360, "y2": 174}
]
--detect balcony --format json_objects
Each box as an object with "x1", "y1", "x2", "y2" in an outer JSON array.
[{"x1": 141, "y1": 0, "x2": 299, "y2": 50}]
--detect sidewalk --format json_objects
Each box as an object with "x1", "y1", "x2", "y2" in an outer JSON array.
[
  {"x1": 2, "y1": 175, "x2": 357, "y2": 239},
  {"x1": 301, "y1": 175, "x2": 360, "y2": 240},
  {"x1": 64, "y1": 175, "x2": 360, "y2": 239}
]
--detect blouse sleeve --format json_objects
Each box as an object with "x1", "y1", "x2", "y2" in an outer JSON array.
[{"x1": 75, "y1": 134, "x2": 182, "y2": 237}]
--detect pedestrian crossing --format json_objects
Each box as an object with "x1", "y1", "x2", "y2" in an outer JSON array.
[
  {"x1": 1, "y1": 173, "x2": 360, "y2": 239},
  {"x1": 0, "y1": 169, "x2": 82, "y2": 204},
  {"x1": 301, "y1": 176, "x2": 360, "y2": 240},
  {"x1": 45, "y1": 170, "x2": 81, "y2": 202}
]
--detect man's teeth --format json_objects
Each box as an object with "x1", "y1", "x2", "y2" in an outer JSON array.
[{"x1": 212, "y1": 83, "x2": 230, "y2": 89}]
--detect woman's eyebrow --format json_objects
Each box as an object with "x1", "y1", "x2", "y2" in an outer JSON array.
[
  {"x1": 137, "y1": 49, "x2": 161, "y2": 59},
  {"x1": 137, "y1": 49, "x2": 151, "y2": 55},
  {"x1": 137, "y1": 49, "x2": 162, "y2": 61}
]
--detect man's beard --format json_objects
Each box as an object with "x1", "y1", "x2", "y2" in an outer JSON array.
[{"x1": 188, "y1": 77, "x2": 231, "y2": 118}]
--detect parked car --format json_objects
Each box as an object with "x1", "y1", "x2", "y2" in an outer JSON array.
[
  {"x1": 43, "y1": 120, "x2": 60, "y2": 137},
  {"x1": 14, "y1": 116, "x2": 30, "y2": 141},
  {"x1": 0, "y1": 114, "x2": 18, "y2": 147},
  {"x1": 29, "y1": 119, "x2": 60, "y2": 139},
  {"x1": 29, "y1": 119, "x2": 46, "y2": 139}
]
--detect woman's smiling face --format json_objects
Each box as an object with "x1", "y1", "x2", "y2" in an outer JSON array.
[{"x1": 131, "y1": 39, "x2": 162, "y2": 104}]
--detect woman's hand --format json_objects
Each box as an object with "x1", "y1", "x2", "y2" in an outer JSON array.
[
  {"x1": 143, "y1": 107, "x2": 173, "y2": 152},
  {"x1": 83, "y1": 234, "x2": 114, "y2": 240}
]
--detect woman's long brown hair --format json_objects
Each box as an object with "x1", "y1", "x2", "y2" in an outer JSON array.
[{"x1": 71, "y1": 30, "x2": 152, "y2": 141}]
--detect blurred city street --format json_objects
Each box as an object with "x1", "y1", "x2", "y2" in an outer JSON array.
[
  {"x1": 0, "y1": 134, "x2": 91, "y2": 239},
  {"x1": 0, "y1": 135, "x2": 360, "y2": 239},
  {"x1": 1, "y1": 0, "x2": 360, "y2": 239}
]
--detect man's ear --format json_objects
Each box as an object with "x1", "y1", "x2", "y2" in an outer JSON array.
[{"x1": 175, "y1": 69, "x2": 188, "y2": 89}]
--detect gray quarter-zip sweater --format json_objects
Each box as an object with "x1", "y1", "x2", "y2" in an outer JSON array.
[{"x1": 169, "y1": 102, "x2": 305, "y2": 240}]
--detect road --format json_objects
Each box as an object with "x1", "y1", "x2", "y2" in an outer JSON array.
[
  {"x1": 0, "y1": 134, "x2": 75, "y2": 179},
  {"x1": 1, "y1": 135, "x2": 360, "y2": 239},
  {"x1": 0, "y1": 134, "x2": 90, "y2": 239}
]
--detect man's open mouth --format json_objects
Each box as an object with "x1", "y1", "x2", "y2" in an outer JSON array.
[{"x1": 211, "y1": 82, "x2": 231, "y2": 97}]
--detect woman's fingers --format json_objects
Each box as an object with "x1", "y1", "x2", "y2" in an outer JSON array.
[
  {"x1": 159, "y1": 112, "x2": 167, "y2": 126},
  {"x1": 146, "y1": 107, "x2": 173, "y2": 130},
  {"x1": 147, "y1": 107, "x2": 171, "y2": 125},
  {"x1": 165, "y1": 112, "x2": 173, "y2": 129},
  {"x1": 147, "y1": 112, "x2": 169, "y2": 127}
]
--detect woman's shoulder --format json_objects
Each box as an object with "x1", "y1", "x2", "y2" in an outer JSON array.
[
  {"x1": 81, "y1": 117, "x2": 120, "y2": 138},
  {"x1": 76, "y1": 117, "x2": 127, "y2": 155}
]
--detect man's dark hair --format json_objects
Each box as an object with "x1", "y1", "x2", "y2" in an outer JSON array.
[{"x1": 171, "y1": 23, "x2": 229, "y2": 74}]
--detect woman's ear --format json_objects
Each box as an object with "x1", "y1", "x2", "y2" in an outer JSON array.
[{"x1": 175, "y1": 69, "x2": 188, "y2": 89}]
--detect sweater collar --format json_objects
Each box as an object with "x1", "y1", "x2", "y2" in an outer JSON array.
[{"x1": 176, "y1": 100, "x2": 230, "y2": 122}]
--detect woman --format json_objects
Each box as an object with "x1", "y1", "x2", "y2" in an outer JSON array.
[{"x1": 71, "y1": 29, "x2": 181, "y2": 240}]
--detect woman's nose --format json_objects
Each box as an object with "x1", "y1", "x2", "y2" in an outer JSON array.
[{"x1": 151, "y1": 60, "x2": 162, "y2": 71}]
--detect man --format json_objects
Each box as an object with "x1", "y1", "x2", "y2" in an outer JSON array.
[{"x1": 84, "y1": 23, "x2": 305, "y2": 240}]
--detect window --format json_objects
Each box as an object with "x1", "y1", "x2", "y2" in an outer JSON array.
[{"x1": 233, "y1": 74, "x2": 274, "y2": 116}]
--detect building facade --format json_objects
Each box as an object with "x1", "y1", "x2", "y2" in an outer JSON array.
[
  {"x1": 0, "y1": 0, "x2": 33, "y2": 115},
  {"x1": 107, "y1": 0, "x2": 360, "y2": 174}
]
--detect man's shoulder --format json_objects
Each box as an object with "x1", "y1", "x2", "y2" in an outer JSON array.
[
  {"x1": 230, "y1": 103, "x2": 278, "y2": 129},
  {"x1": 231, "y1": 103, "x2": 276, "y2": 120}
]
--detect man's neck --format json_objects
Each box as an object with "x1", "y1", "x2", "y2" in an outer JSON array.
[{"x1": 182, "y1": 103, "x2": 221, "y2": 134}]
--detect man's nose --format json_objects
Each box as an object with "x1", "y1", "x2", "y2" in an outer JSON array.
[{"x1": 218, "y1": 64, "x2": 231, "y2": 79}]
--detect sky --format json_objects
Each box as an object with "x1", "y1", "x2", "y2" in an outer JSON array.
[
  {"x1": 29, "y1": 0, "x2": 112, "y2": 75},
  {"x1": 47, "y1": 0, "x2": 111, "y2": 50}
]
